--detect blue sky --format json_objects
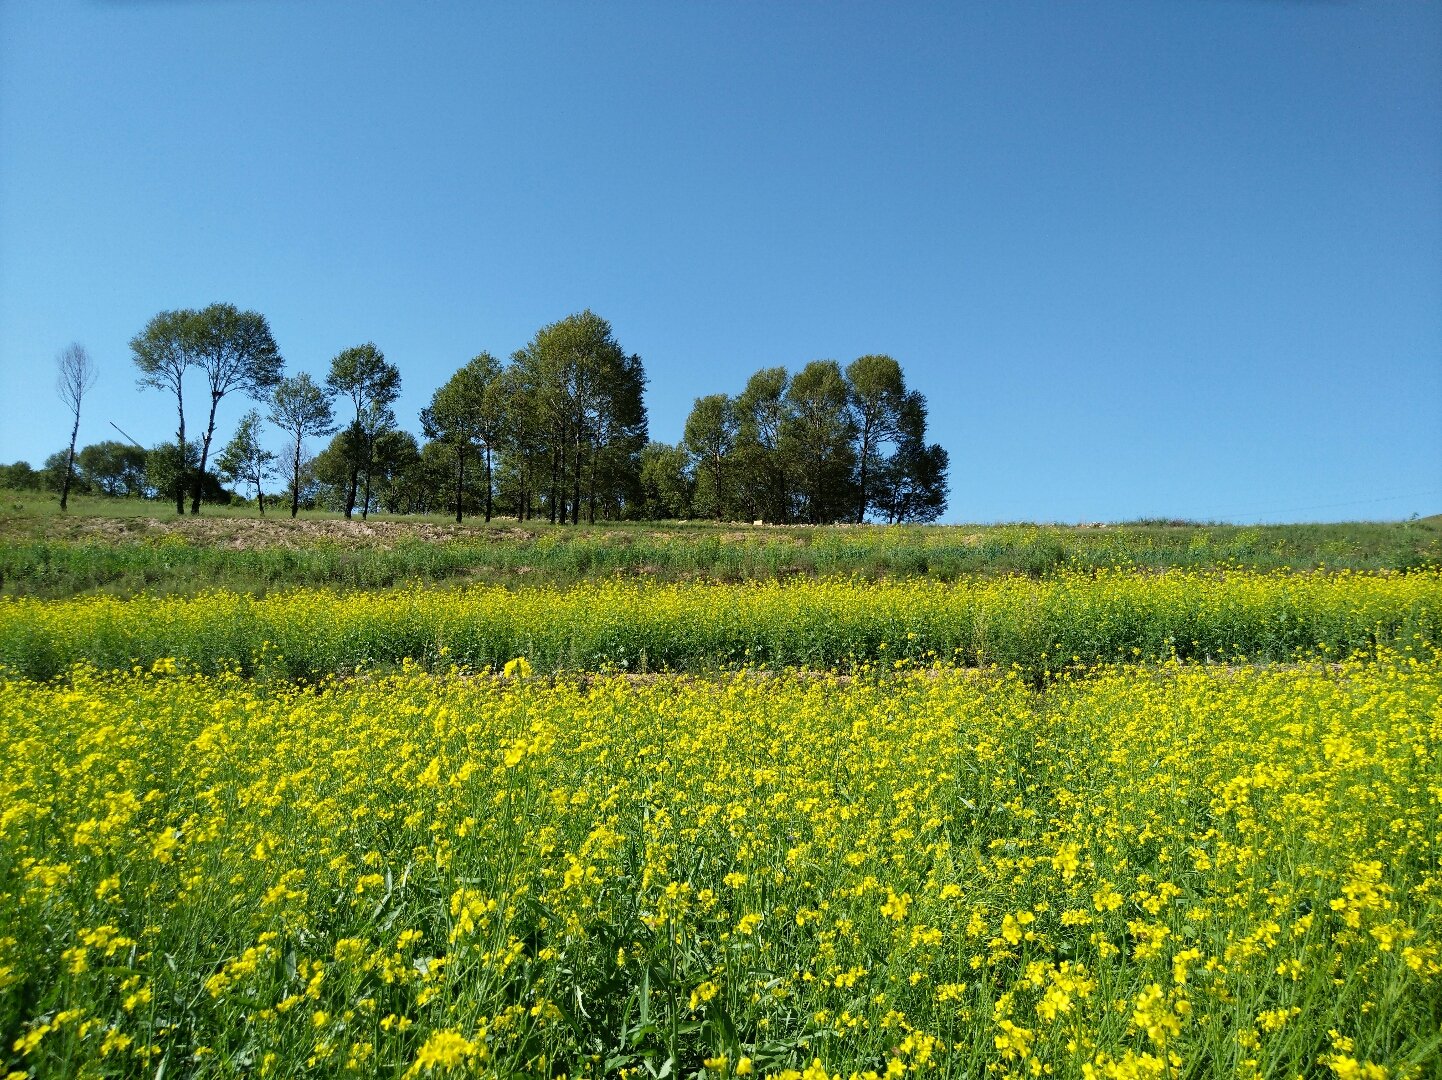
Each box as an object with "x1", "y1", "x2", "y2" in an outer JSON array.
[{"x1": 1, "y1": 0, "x2": 1438, "y2": 523}]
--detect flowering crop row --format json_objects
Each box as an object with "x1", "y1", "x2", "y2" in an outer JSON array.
[
  {"x1": 2, "y1": 657, "x2": 1438, "y2": 1077},
  {"x1": 0, "y1": 568, "x2": 1438, "y2": 680}
]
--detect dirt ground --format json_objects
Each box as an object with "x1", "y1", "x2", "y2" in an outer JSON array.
[
  {"x1": 6, "y1": 513, "x2": 513, "y2": 549},
  {"x1": 2, "y1": 511, "x2": 823, "y2": 551}
]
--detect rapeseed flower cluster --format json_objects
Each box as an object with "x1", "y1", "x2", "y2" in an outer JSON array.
[{"x1": 1, "y1": 651, "x2": 1438, "y2": 1076}]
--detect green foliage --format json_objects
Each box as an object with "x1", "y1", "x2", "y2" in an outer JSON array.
[
  {"x1": 327, "y1": 343, "x2": 402, "y2": 518},
  {"x1": 130, "y1": 310, "x2": 193, "y2": 514},
  {"x1": 421, "y1": 353, "x2": 503, "y2": 523},
  {"x1": 783, "y1": 361, "x2": 858, "y2": 524},
  {"x1": 681, "y1": 358, "x2": 948, "y2": 524},
  {"x1": 142, "y1": 442, "x2": 195, "y2": 509},
  {"x1": 268, "y1": 374, "x2": 337, "y2": 518},
  {"x1": 0, "y1": 462, "x2": 42, "y2": 491},
  {"x1": 734, "y1": 367, "x2": 791, "y2": 523},
  {"x1": 76, "y1": 441, "x2": 149, "y2": 498},
  {"x1": 40, "y1": 451, "x2": 84, "y2": 496},
  {"x1": 639, "y1": 442, "x2": 695, "y2": 520},
  {"x1": 216, "y1": 412, "x2": 277, "y2": 513},
  {"x1": 74, "y1": 303, "x2": 968, "y2": 526},
  {"x1": 504, "y1": 311, "x2": 648, "y2": 525},
  {"x1": 683, "y1": 395, "x2": 738, "y2": 520},
  {"x1": 131, "y1": 304, "x2": 284, "y2": 515}
]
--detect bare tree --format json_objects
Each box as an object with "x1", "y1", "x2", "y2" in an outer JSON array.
[{"x1": 56, "y1": 343, "x2": 98, "y2": 511}]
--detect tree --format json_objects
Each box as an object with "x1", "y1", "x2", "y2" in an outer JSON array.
[
  {"x1": 268, "y1": 374, "x2": 336, "y2": 518},
  {"x1": 275, "y1": 438, "x2": 318, "y2": 513},
  {"x1": 131, "y1": 310, "x2": 194, "y2": 515},
  {"x1": 77, "y1": 441, "x2": 149, "y2": 497},
  {"x1": 514, "y1": 312, "x2": 647, "y2": 524},
  {"x1": 639, "y1": 442, "x2": 694, "y2": 519},
  {"x1": 144, "y1": 441, "x2": 196, "y2": 507},
  {"x1": 327, "y1": 344, "x2": 401, "y2": 520},
  {"x1": 874, "y1": 438, "x2": 950, "y2": 523},
  {"x1": 734, "y1": 367, "x2": 791, "y2": 523},
  {"x1": 494, "y1": 361, "x2": 545, "y2": 521},
  {"x1": 43, "y1": 450, "x2": 89, "y2": 496},
  {"x1": 311, "y1": 427, "x2": 366, "y2": 512},
  {"x1": 469, "y1": 355, "x2": 508, "y2": 523},
  {"x1": 0, "y1": 461, "x2": 42, "y2": 491},
  {"x1": 55, "y1": 343, "x2": 98, "y2": 511},
  {"x1": 846, "y1": 354, "x2": 908, "y2": 523},
  {"x1": 583, "y1": 352, "x2": 648, "y2": 522},
  {"x1": 415, "y1": 437, "x2": 460, "y2": 516},
  {"x1": 216, "y1": 410, "x2": 277, "y2": 514},
  {"x1": 421, "y1": 353, "x2": 502, "y2": 524},
  {"x1": 368, "y1": 430, "x2": 423, "y2": 514},
  {"x1": 188, "y1": 304, "x2": 285, "y2": 514},
  {"x1": 683, "y1": 394, "x2": 738, "y2": 521},
  {"x1": 782, "y1": 360, "x2": 857, "y2": 524}
]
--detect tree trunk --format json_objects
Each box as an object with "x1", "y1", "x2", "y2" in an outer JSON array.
[
  {"x1": 255, "y1": 473, "x2": 265, "y2": 516},
  {"x1": 192, "y1": 392, "x2": 221, "y2": 514},
  {"x1": 345, "y1": 461, "x2": 358, "y2": 520},
  {"x1": 60, "y1": 412, "x2": 80, "y2": 511},
  {"x1": 713, "y1": 453, "x2": 723, "y2": 522},
  {"x1": 454, "y1": 445, "x2": 465, "y2": 524},
  {"x1": 290, "y1": 440, "x2": 301, "y2": 518},
  {"x1": 548, "y1": 420, "x2": 562, "y2": 524},
  {"x1": 361, "y1": 435, "x2": 373, "y2": 521},
  {"x1": 856, "y1": 416, "x2": 874, "y2": 524},
  {"x1": 484, "y1": 445, "x2": 493, "y2": 523},
  {"x1": 175, "y1": 388, "x2": 187, "y2": 516},
  {"x1": 586, "y1": 443, "x2": 598, "y2": 524},
  {"x1": 571, "y1": 426, "x2": 582, "y2": 526}
]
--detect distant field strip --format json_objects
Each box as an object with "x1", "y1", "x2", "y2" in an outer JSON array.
[
  {"x1": 2, "y1": 660, "x2": 1437, "y2": 1076},
  {"x1": 1, "y1": 518, "x2": 1436, "y2": 598},
  {"x1": 0, "y1": 570, "x2": 1437, "y2": 679}
]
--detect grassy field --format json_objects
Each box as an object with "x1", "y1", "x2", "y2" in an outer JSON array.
[
  {"x1": 1, "y1": 490, "x2": 1438, "y2": 599},
  {"x1": 2, "y1": 500, "x2": 1440, "y2": 1078}
]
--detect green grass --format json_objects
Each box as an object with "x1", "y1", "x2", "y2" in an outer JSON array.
[{"x1": 0, "y1": 491, "x2": 1437, "y2": 600}]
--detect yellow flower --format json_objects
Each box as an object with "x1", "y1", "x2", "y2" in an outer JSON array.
[{"x1": 405, "y1": 1031, "x2": 476, "y2": 1076}]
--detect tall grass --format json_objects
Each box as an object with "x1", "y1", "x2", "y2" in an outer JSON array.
[{"x1": 0, "y1": 518, "x2": 1438, "y2": 599}]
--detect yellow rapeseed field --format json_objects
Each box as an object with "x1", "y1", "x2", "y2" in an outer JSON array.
[
  {"x1": 2, "y1": 655, "x2": 1438, "y2": 1078},
  {"x1": 0, "y1": 569, "x2": 1437, "y2": 679}
]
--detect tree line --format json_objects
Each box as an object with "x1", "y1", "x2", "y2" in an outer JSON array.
[
  {"x1": 6, "y1": 304, "x2": 948, "y2": 524},
  {"x1": 658, "y1": 356, "x2": 948, "y2": 524}
]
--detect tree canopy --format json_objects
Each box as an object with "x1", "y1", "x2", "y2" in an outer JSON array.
[
  {"x1": 327, "y1": 343, "x2": 401, "y2": 519},
  {"x1": 268, "y1": 373, "x2": 336, "y2": 518},
  {"x1": 674, "y1": 356, "x2": 948, "y2": 523}
]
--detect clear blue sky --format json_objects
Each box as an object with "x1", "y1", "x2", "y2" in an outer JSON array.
[{"x1": 2, "y1": 0, "x2": 1438, "y2": 523}]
